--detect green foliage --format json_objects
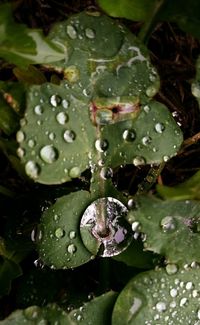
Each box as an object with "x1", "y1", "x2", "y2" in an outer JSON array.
[{"x1": 112, "y1": 266, "x2": 200, "y2": 324}]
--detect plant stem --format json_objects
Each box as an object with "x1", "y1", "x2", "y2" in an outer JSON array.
[{"x1": 139, "y1": 0, "x2": 166, "y2": 44}]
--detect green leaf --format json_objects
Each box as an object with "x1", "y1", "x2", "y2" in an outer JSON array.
[
  {"x1": 157, "y1": 170, "x2": 200, "y2": 200},
  {"x1": 38, "y1": 191, "x2": 93, "y2": 269},
  {"x1": 112, "y1": 266, "x2": 200, "y2": 324},
  {"x1": 0, "y1": 96, "x2": 19, "y2": 135},
  {"x1": 0, "y1": 3, "x2": 66, "y2": 67},
  {"x1": 127, "y1": 196, "x2": 200, "y2": 265},
  {"x1": 0, "y1": 257, "x2": 22, "y2": 297},
  {"x1": 69, "y1": 291, "x2": 117, "y2": 324},
  {"x1": 13, "y1": 66, "x2": 47, "y2": 85},
  {"x1": 0, "y1": 304, "x2": 71, "y2": 324}
]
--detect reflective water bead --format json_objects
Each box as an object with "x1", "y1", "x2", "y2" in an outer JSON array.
[
  {"x1": 129, "y1": 297, "x2": 142, "y2": 315},
  {"x1": 55, "y1": 228, "x2": 65, "y2": 239},
  {"x1": 50, "y1": 94, "x2": 62, "y2": 107},
  {"x1": 56, "y1": 112, "x2": 68, "y2": 125},
  {"x1": 132, "y1": 221, "x2": 140, "y2": 232},
  {"x1": 17, "y1": 147, "x2": 25, "y2": 158},
  {"x1": 25, "y1": 161, "x2": 40, "y2": 179},
  {"x1": 66, "y1": 25, "x2": 77, "y2": 39},
  {"x1": 146, "y1": 85, "x2": 157, "y2": 97},
  {"x1": 95, "y1": 139, "x2": 108, "y2": 152},
  {"x1": 192, "y1": 83, "x2": 200, "y2": 98},
  {"x1": 69, "y1": 166, "x2": 81, "y2": 178},
  {"x1": 100, "y1": 167, "x2": 113, "y2": 179},
  {"x1": 40, "y1": 145, "x2": 58, "y2": 164},
  {"x1": 142, "y1": 136, "x2": 152, "y2": 146},
  {"x1": 179, "y1": 297, "x2": 187, "y2": 307},
  {"x1": 155, "y1": 302, "x2": 167, "y2": 312},
  {"x1": 67, "y1": 244, "x2": 77, "y2": 254},
  {"x1": 197, "y1": 309, "x2": 200, "y2": 319},
  {"x1": 34, "y1": 105, "x2": 43, "y2": 115},
  {"x1": 133, "y1": 156, "x2": 146, "y2": 166},
  {"x1": 62, "y1": 99, "x2": 70, "y2": 109},
  {"x1": 122, "y1": 129, "x2": 136, "y2": 142},
  {"x1": 163, "y1": 155, "x2": 169, "y2": 162},
  {"x1": 63, "y1": 130, "x2": 76, "y2": 143},
  {"x1": 160, "y1": 216, "x2": 176, "y2": 232},
  {"x1": 48, "y1": 132, "x2": 56, "y2": 141},
  {"x1": 69, "y1": 231, "x2": 76, "y2": 239},
  {"x1": 16, "y1": 130, "x2": 25, "y2": 143},
  {"x1": 170, "y1": 288, "x2": 178, "y2": 298},
  {"x1": 166, "y1": 263, "x2": 178, "y2": 275},
  {"x1": 154, "y1": 122, "x2": 165, "y2": 133},
  {"x1": 28, "y1": 139, "x2": 36, "y2": 148},
  {"x1": 143, "y1": 105, "x2": 150, "y2": 113},
  {"x1": 85, "y1": 28, "x2": 96, "y2": 39},
  {"x1": 185, "y1": 281, "x2": 193, "y2": 290}
]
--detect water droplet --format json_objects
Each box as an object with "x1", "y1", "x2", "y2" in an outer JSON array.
[
  {"x1": 85, "y1": 28, "x2": 96, "y2": 39},
  {"x1": 20, "y1": 118, "x2": 27, "y2": 127},
  {"x1": 17, "y1": 148, "x2": 25, "y2": 158},
  {"x1": 142, "y1": 136, "x2": 152, "y2": 146},
  {"x1": 166, "y1": 263, "x2": 178, "y2": 275},
  {"x1": 133, "y1": 156, "x2": 146, "y2": 166},
  {"x1": 16, "y1": 130, "x2": 25, "y2": 143},
  {"x1": 63, "y1": 130, "x2": 76, "y2": 143},
  {"x1": 146, "y1": 85, "x2": 157, "y2": 97},
  {"x1": 67, "y1": 243, "x2": 77, "y2": 254},
  {"x1": 179, "y1": 297, "x2": 188, "y2": 307},
  {"x1": 34, "y1": 105, "x2": 43, "y2": 115},
  {"x1": 185, "y1": 281, "x2": 193, "y2": 290},
  {"x1": 66, "y1": 25, "x2": 77, "y2": 39},
  {"x1": 154, "y1": 122, "x2": 165, "y2": 133},
  {"x1": 69, "y1": 166, "x2": 81, "y2": 178},
  {"x1": 197, "y1": 309, "x2": 200, "y2": 319},
  {"x1": 69, "y1": 231, "x2": 76, "y2": 239},
  {"x1": 170, "y1": 288, "x2": 178, "y2": 298},
  {"x1": 122, "y1": 129, "x2": 136, "y2": 142},
  {"x1": 80, "y1": 197, "x2": 132, "y2": 257},
  {"x1": 56, "y1": 112, "x2": 68, "y2": 125},
  {"x1": 163, "y1": 155, "x2": 169, "y2": 162},
  {"x1": 25, "y1": 161, "x2": 40, "y2": 179},
  {"x1": 50, "y1": 94, "x2": 62, "y2": 107},
  {"x1": 64, "y1": 66, "x2": 80, "y2": 83},
  {"x1": 100, "y1": 167, "x2": 113, "y2": 180},
  {"x1": 28, "y1": 139, "x2": 36, "y2": 148},
  {"x1": 62, "y1": 99, "x2": 70, "y2": 109},
  {"x1": 53, "y1": 214, "x2": 59, "y2": 222},
  {"x1": 31, "y1": 226, "x2": 43, "y2": 242},
  {"x1": 40, "y1": 145, "x2": 58, "y2": 164},
  {"x1": 55, "y1": 227, "x2": 65, "y2": 239},
  {"x1": 155, "y1": 302, "x2": 167, "y2": 312},
  {"x1": 143, "y1": 105, "x2": 150, "y2": 113},
  {"x1": 192, "y1": 82, "x2": 200, "y2": 98},
  {"x1": 131, "y1": 221, "x2": 140, "y2": 232},
  {"x1": 48, "y1": 132, "x2": 56, "y2": 141},
  {"x1": 160, "y1": 216, "x2": 176, "y2": 232},
  {"x1": 129, "y1": 297, "x2": 142, "y2": 315},
  {"x1": 95, "y1": 139, "x2": 108, "y2": 152}
]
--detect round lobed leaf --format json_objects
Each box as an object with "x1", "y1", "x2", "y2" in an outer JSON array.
[
  {"x1": 127, "y1": 196, "x2": 200, "y2": 265},
  {"x1": 112, "y1": 266, "x2": 200, "y2": 325},
  {"x1": 38, "y1": 191, "x2": 93, "y2": 269}
]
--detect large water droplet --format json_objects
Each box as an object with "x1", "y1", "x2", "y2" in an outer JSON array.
[
  {"x1": 133, "y1": 156, "x2": 146, "y2": 166},
  {"x1": 170, "y1": 288, "x2": 178, "y2": 298},
  {"x1": 56, "y1": 112, "x2": 68, "y2": 125},
  {"x1": 25, "y1": 161, "x2": 40, "y2": 179},
  {"x1": 55, "y1": 227, "x2": 65, "y2": 239},
  {"x1": 66, "y1": 25, "x2": 77, "y2": 39},
  {"x1": 122, "y1": 129, "x2": 136, "y2": 142},
  {"x1": 160, "y1": 216, "x2": 176, "y2": 232},
  {"x1": 63, "y1": 130, "x2": 76, "y2": 143},
  {"x1": 67, "y1": 243, "x2": 77, "y2": 254},
  {"x1": 40, "y1": 145, "x2": 58, "y2": 164},
  {"x1": 80, "y1": 197, "x2": 132, "y2": 257},
  {"x1": 154, "y1": 122, "x2": 165, "y2": 133},
  {"x1": 95, "y1": 139, "x2": 108, "y2": 152},
  {"x1": 34, "y1": 105, "x2": 43, "y2": 115},
  {"x1": 50, "y1": 94, "x2": 62, "y2": 107},
  {"x1": 166, "y1": 263, "x2": 178, "y2": 275},
  {"x1": 85, "y1": 28, "x2": 96, "y2": 39},
  {"x1": 155, "y1": 302, "x2": 167, "y2": 312},
  {"x1": 16, "y1": 130, "x2": 25, "y2": 143}
]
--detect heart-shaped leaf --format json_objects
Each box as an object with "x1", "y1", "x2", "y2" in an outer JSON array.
[
  {"x1": 112, "y1": 265, "x2": 200, "y2": 324},
  {"x1": 127, "y1": 196, "x2": 200, "y2": 265}
]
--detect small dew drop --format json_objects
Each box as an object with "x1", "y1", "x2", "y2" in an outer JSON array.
[
  {"x1": 40, "y1": 145, "x2": 58, "y2": 164},
  {"x1": 155, "y1": 302, "x2": 167, "y2": 312},
  {"x1": 166, "y1": 263, "x2": 178, "y2": 275},
  {"x1": 56, "y1": 112, "x2": 68, "y2": 125},
  {"x1": 179, "y1": 297, "x2": 187, "y2": 307},
  {"x1": 28, "y1": 139, "x2": 36, "y2": 148},
  {"x1": 17, "y1": 147, "x2": 25, "y2": 158},
  {"x1": 133, "y1": 156, "x2": 146, "y2": 166},
  {"x1": 146, "y1": 85, "x2": 157, "y2": 97},
  {"x1": 48, "y1": 132, "x2": 56, "y2": 141},
  {"x1": 95, "y1": 139, "x2": 108, "y2": 152},
  {"x1": 63, "y1": 130, "x2": 76, "y2": 143},
  {"x1": 132, "y1": 221, "x2": 140, "y2": 232},
  {"x1": 185, "y1": 281, "x2": 193, "y2": 290},
  {"x1": 66, "y1": 25, "x2": 77, "y2": 39},
  {"x1": 122, "y1": 129, "x2": 136, "y2": 142},
  {"x1": 155, "y1": 122, "x2": 165, "y2": 133},
  {"x1": 16, "y1": 130, "x2": 25, "y2": 143},
  {"x1": 163, "y1": 155, "x2": 169, "y2": 162},
  {"x1": 69, "y1": 231, "x2": 76, "y2": 239},
  {"x1": 50, "y1": 94, "x2": 62, "y2": 107},
  {"x1": 55, "y1": 228, "x2": 65, "y2": 239},
  {"x1": 62, "y1": 99, "x2": 70, "y2": 109},
  {"x1": 25, "y1": 161, "x2": 40, "y2": 179},
  {"x1": 142, "y1": 136, "x2": 152, "y2": 146},
  {"x1": 160, "y1": 216, "x2": 176, "y2": 232},
  {"x1": 67, "y1": 244, "x2": 77, "y2": 254},
  {"x1": 170, "y1": 288, "x2": 178, "y2": 298},
  {"x1": 34, "y1": 105, "x2": 43, "y2": 115},
  {"x1": 69, "y1": 166, "x2": 81, "y2": 178},
  {"x1": 143, "y1": 105, "x2": 150, "y2": 113},
  {"x1": 85, "y1": 28, "x2": 96, "y2": 39}
]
